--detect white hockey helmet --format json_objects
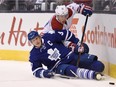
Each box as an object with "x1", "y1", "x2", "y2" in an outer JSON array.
[{"x1": 55, "y1": 5, "x2": 68, "y2": 16}]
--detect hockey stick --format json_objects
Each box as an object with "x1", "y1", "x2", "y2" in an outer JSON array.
[
  {"x1": 50, "y1": 59, "x2": 77, "y2": 79},
  {"x1": 50, "y1": 59, "x2": 61, "y2": 72},
  {"x1": 76, "y1": 14, "x2": 89, "y2": 66},
  {"x1": 50, "y1": 60, "x2": 72, "y2": 79}
]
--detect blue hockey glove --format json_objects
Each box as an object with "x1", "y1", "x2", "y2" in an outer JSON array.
[
  {"x1": 74, "y1": 45, "x2": 84, "y2": 54},
  {"x1": 80, "y1": 4, "x2": 93, "y2": 16},
  {"x1": 74, "y1": 43, "x2": 89, "y2": 54},
  {"x1": 43, "y1": 70, "x2": 54, "y2": 78}
]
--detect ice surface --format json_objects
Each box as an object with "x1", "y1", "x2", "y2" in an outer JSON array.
[{"x1": 0, "y1": 60, "x2": 116, "y2": 87}]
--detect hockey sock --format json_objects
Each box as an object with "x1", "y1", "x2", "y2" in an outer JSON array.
[
  {"x1": 56, "y1": 64, "x2": 99, "y2": 80},
  {"x1": 76, "y1": 68, "x2": 95, "y2": 79},
  {"x1": 65, "y1": 66, "x2": 97, "y2": 79}
]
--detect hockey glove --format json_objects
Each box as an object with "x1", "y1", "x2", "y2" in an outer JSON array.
[
  {"x1": 78, "y1": 46, "x2": 84, "y2": 53},
  {"x1": 74, "y1": 43, "x2": 89, "y2": 54},
  {"x1": 79, "y1": 4, "x2": 93, "y2": 16},
  {"x1": 68, "y1": 42, "x2": 76, "y2": 51},
  {"x1": 43, "y1": 70, "x2": 54, "y2": 78},
  {"x1": 74, "y1": 45, "x2": 84, "y2": 54},
  {"x1": 67, "y1": 42, "x2": 84, "y2": 53}
]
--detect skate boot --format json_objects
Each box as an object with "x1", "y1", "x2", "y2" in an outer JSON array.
[{"x1": 94, "y1": 72, "x2": 104, "y2": 80}]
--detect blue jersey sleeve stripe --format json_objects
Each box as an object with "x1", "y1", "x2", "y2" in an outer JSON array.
[
  {"x1": 65, "y1": 30, "x2": 69, "y2": 41},
  {"x1": 67, "y1": 32, "x2": 73, "y2": 40},
  {"x1": 33, "y1": 67, "x2": 43, "y2": 74}
]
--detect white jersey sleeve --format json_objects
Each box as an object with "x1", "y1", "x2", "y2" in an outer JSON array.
[
  {"x1": 42, "y1": 20, "x2": 53, "y2": 34},
  {"x1": 67, "y1": 2, "x2": 81, "y2": 14}
]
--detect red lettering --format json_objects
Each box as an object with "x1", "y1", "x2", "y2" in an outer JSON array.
[
  {"x1": 87, "y1": 30, "x2": 90, "y2": 43},
  {"x1": 20, "y1": 31, "x2": 27, "y2": 46},
  {"x1": 0, "y1": 32, "x2": 5, "y2": 45},
  {"x1": 34, "y1": 22, "x2": 43, "y2": 31},
  {"x1": 8, "y1": 17, "x2": 18, "y2": 45},
  {"x1": 90, "y1": 30, "x2": 95, "y2": 44},
  {"x1": 8, "y1": 17, "x2": 28, "y2": 46},
  {"x1": 83, "y1": 25, "x2": 116, "y2": 48},
  {"x1": 8, "y1": 17, "x2": 44, "y2": 47}
]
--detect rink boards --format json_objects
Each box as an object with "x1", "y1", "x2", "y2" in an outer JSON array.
[{"x1": 0, "y1": 13, "x2": 116, "y2": 78}]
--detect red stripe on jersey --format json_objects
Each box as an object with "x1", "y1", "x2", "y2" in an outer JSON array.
[
  {"x1": 51, "y1": 16, "x2": 63, "y2": 30},
  {"x1": 67, "y1": 8, "x2": 73, "y2": 19}
]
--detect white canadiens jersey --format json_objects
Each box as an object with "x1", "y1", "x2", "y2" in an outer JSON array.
[{"x1": 42, "y1": 3, "x2": 81, "y2": 34}]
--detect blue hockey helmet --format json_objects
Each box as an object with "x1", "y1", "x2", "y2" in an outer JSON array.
[{"x1": 28, "y1": 31, "x2": 39, "y2": 41}]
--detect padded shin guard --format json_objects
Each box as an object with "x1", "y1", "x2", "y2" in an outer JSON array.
[
  {"x1": 64, "y1": 65, "x2": 97, "y2": 80},
  {"x1": 56, "y1": 64, "x2": 97, "y2": 80}
]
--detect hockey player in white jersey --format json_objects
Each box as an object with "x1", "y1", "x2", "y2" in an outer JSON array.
[
  {"x1": 41, "y1": 2, "x2": 92, "y2": 34},
  {"x1": 40, "y1": 2, "x2": 93, "y2": 55},
  {"x1": 28, "y1": 30, "x2": 104, "y2": 80}
]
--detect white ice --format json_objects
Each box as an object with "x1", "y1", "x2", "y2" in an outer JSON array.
[{"x1": 0, "y1": 60, "x2": 116, "y2": 87}]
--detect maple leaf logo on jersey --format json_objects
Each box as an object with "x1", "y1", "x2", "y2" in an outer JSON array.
[{"x1": 47, "y1": 48, "x2": 61, "y2": 61}]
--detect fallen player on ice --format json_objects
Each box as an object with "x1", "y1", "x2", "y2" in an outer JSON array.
[{"x1": 28, "y1": 30, "x2": 105, "y2": 80}]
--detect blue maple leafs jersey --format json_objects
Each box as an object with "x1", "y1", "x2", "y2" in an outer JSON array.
[{"x1": 29, "y1": 30, "x2": 79, "y2": 76}]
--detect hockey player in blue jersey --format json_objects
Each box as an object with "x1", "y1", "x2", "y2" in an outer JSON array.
[{"x1": 28, "y1": 30, "x2": 104, "y2": 80}]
